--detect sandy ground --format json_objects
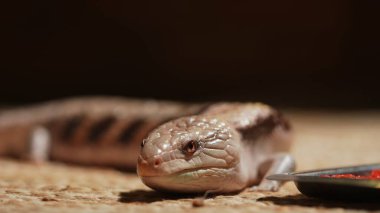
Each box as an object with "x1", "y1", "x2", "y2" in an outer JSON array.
[{"x1": 1, "y1": 111, "x2": 380, "y2": 213}]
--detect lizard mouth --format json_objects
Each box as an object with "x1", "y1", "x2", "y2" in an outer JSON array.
[
  {"x1": 138, "y1": 165, "x2": 230, "y2": 178},
  {"x1": 139, "y1": 167, "x2": 235, "y2": 193}
]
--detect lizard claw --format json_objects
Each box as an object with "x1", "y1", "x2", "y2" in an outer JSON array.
[{"x1": 249, "y1": 180, "x2": 280, "y2": 192}]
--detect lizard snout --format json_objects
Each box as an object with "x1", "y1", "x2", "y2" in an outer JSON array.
[{"x1": 137, "y1": 155, "x2": 165, "y2": 177}]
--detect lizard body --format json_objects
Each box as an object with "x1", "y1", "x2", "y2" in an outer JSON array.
[
  {"x1": 0, "y1": 97, "x2": 295, "y2": 193},
  {"x1": 0, "y1": 97, "x2": 202, "y2": 168}
]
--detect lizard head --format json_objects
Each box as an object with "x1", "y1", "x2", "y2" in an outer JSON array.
[{"x1": 137, "y1": 116, "x2": 247, "y2": 193}]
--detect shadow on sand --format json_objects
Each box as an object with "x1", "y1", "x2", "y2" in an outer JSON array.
[{"x1": 118, "y1": 190, "x2": 194, "y2": 203}]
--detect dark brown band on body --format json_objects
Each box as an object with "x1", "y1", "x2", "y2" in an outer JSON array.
[
  {"x1": 118, "y1": 119, "x2": 145, "y2": 144},
  {"x1": 239, "y1": 110, "x2": 290, "y2": 142},
  {"x1": 88, "y1": 115, "x2": 116, "y2": 142},
  {"x1": 61, "y1": 115, "x2": 85, "y2": 141}
]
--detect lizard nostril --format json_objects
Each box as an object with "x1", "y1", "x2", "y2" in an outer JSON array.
[{"x1": 154, "y1": 158, "x2": 162, "y2": 167}]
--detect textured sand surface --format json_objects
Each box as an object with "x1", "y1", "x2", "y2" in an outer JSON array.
[{"x1": 1, "y1": 111, "x2": 380, "y2": 213}]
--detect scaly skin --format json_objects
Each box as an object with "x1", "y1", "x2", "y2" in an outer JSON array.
[
  {"x1": 0, "y1": 98, "x2": 294, "y2": 193},
  {"x1": 137, "y1": 103, "x2": 294, "y2": 193}
]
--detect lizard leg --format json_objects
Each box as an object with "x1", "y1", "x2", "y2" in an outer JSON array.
[
  {"x1": 252, "y1": 153, "x2": 295, "y2": 191},
  {"x1": 28, "y1": 126, "x2": 51, "y2": 163}
]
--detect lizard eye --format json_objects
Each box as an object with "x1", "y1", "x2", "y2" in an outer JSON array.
[{"x1": 182, "y1": 140, "x2": 199, "y2": 156}]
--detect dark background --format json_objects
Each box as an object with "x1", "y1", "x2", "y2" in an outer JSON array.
[{"x1": 2, "y1": 1, "x2": 380, "y2": 108}]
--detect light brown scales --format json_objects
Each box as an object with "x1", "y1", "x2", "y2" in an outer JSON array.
[{"x1": 0, "y1": 97, "x2": 291, "y2": 176}]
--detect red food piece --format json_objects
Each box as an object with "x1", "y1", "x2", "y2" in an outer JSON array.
[
  {"x1": 321, "y1": 170, "x2": 380, "y2": 180},
  {"x1": 371, "y1": 170, "x2": 380, "y2": 178}
]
